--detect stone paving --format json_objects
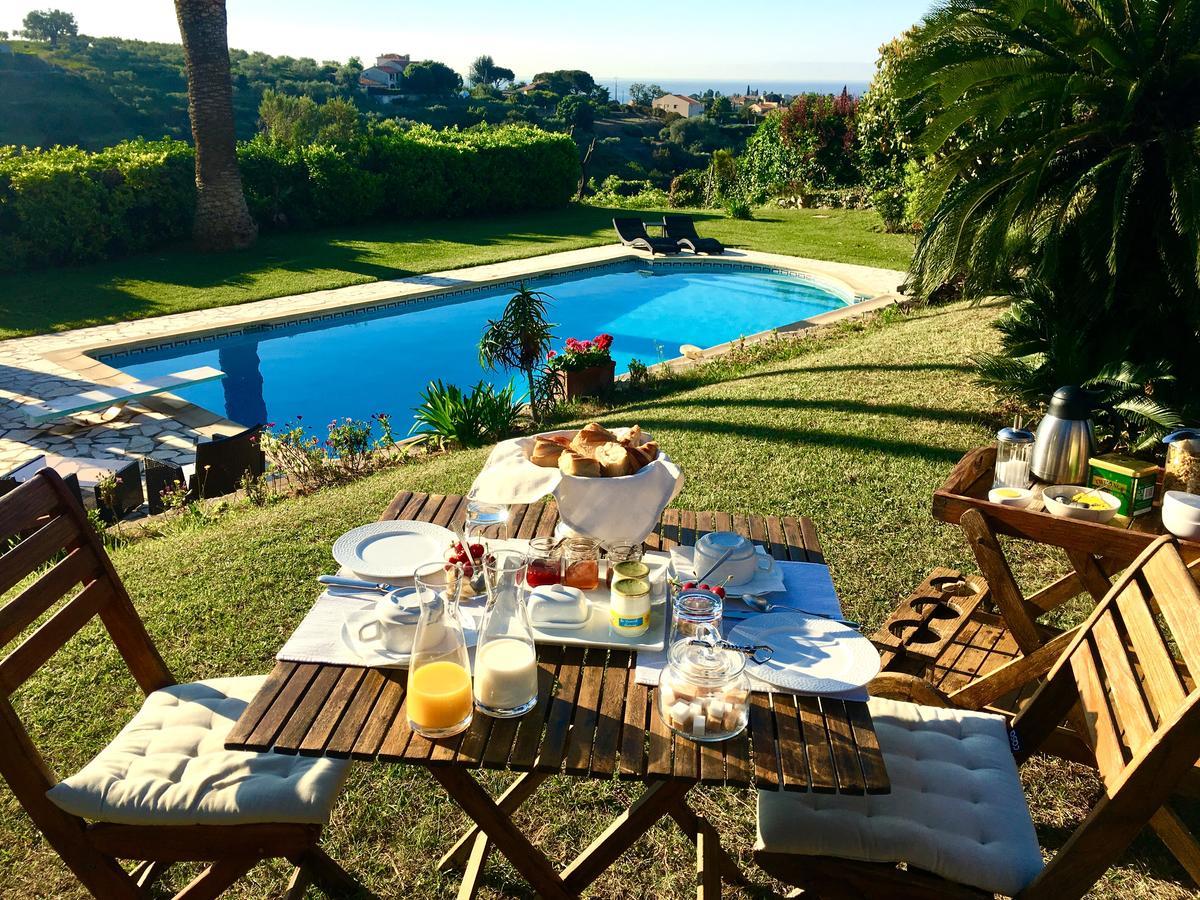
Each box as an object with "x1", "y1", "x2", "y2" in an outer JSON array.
[{"x1": 0, "y1": 245, "x2": 905, "y2": 475}]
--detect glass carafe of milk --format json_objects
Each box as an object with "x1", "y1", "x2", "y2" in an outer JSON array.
[{"x1": 474, "y1": 550, "x2": 539, "y2": 718}]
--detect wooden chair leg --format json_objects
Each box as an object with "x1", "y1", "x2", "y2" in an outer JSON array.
[
  {"x1": 1150, "y1": 806, "x2": 1200, "y2": 888},
  {"x1": 455, "y1": 833, "x2": 491, "y2": 900},
  {"x1": 171, "y1": 858, "x2": 257, "y2": 900},
  {"x1": 131, "y1": 859, "x2": 171, "y2": 892},
  {"x1": 284, "y1": 862, "x2": 314, "y2": 900},
  {"x1": 302, "y1": 847, "x2": 367, "y2": 897}
]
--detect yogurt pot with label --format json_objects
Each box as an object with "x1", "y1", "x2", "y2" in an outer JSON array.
[{"x1": 609, "y1": 577, "x2": 651, "y2": 637}]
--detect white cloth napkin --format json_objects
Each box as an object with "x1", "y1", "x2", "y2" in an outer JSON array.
[
  {"x1": 634, "y1": 561, "x2": 868, "y2": 700},
  {"x1": 469, "y1": 428, "x2": 684, "y2": 544},
  {"x1": 669, "y1": 545, "x2": 786, "y2": 597},
  {"x1": 276, "y1": 591, "x2": 378, "y2": 666}
]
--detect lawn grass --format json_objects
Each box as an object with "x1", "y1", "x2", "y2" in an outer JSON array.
[
  {"x1": 1, "y1": 301, "x2": 1193, "y2": 899},
  {"x1": 0, "y1": 205, "x2": 913, "y2": 339}
]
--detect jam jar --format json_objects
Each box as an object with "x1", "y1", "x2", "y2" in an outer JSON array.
[{"x1": 656, "y1": 625, "x2": 751, "y2": 742}]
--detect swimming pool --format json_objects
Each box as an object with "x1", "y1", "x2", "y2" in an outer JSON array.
[{"x1": 98, "y1": 261, "x2": 854, "y2": 430}]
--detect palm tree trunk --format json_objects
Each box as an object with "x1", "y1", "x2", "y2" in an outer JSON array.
[{"x1": 174, "y1": 0, "x2": 257, "y2": 251}]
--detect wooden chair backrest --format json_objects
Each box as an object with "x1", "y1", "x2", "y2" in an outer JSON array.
[
  {"x1": 1015, "y1": 535, "x2": 1200, "y2": 899},
  {"x1": 0, "y1": 470, "x2": 173, "y2": 833}
]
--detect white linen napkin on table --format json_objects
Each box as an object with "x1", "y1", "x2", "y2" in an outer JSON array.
[
  {"x1": 276, "y1": 590, "x2": 378, "y2": 666},
  {"x1": 469, "y1": 428, "x2": 684, "y2": 544},
  {"x1": 635, "y1": 560, "x2": 868, "y2": 700}
]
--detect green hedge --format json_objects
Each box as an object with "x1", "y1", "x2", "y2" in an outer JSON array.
[{"x1": 0, "y1": 124, "x2": 579, "y2": 271}]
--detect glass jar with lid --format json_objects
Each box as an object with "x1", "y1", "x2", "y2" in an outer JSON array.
[
  {"x1": 669, "y1": 585, "x2": 723, "y2": 646},
  {"x1": 561, "y1": 538, "x2": 600, "y2": 591},
  {"x1": 994, "y1": 426, "x2": 1035, "y2": 489},
  {"x1": 524, "y1": 537, "x2": 561, "y2": 588},
  {"x1": 656, "y1": 625, "x2": 751, "y2": 742},
  {"x1": 603, "y1": 541, "x2": 645, "y2": 587},
  {"x1": 1163, "y1": 429, "x2": 1200, "y2": 495}
]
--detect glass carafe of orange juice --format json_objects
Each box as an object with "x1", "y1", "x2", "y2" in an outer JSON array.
[
  {"x1": 408, "y1": 561, "x2": 473, "y2": 739},
  {"x1": 475, "y1": 550, "x2": 539, "y2": 718}
]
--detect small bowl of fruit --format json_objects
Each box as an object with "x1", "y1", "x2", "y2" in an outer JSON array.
[
  {"x1": 1042, "y1": 485, "x2": 1121, "y2": 524},
  {"x1": 445, "y1": 540, "x2": 487, "y2": 598}
]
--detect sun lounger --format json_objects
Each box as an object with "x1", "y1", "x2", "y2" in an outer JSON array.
[
  {"x1": 662, "y1": 215, "x2": 725, "y2": 254},
  {"x1": 612, "y1": 217, "x2": 680, "y2": 255},
  {"x1": 19, "y1": 366, "x2": 225, "y2": 425}
]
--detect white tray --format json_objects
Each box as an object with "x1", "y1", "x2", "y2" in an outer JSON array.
[{"x1": 530, "y1": 550, "x2": 671, "y2": 652}]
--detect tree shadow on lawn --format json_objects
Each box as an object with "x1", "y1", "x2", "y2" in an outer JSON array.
[
  {"x1": 0, "y1": 209, "x2": 625, "y2": 337},
  {"x1": 629, "y1": 415, "x2": 965, "y2": 466},
  {"x1": 619, "y1": 395, "x2": 985, "y2": 428}
]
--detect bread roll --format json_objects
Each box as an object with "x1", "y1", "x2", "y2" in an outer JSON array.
[
  {"x1": 595, "y1": 442, "x2": 638, "y2": 477},
  {"x1": 558, "y1": 449, "x2": 601, "y2": 477},
  {"x1": 570, "y1": 422, "x2": 618, "y2": 457},
  {"x1": 627, "y1": 441, "x2": 659, "y2": 470},
  {"x1": 619, "y1": 425, "x2": 644, "y2": 448},
  {"x1": 530, "y1": 435, "x2": 571, "y2": 467}
]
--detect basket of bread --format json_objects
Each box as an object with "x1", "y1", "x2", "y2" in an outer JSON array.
[
  {"x1": 469, "y1": 422, "x2": 684, "y2": 544},
  {"x1": 532, "y1": 423, "x2": 659, "y2": 478}
]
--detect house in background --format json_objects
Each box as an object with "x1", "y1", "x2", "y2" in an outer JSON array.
[
  {"x1": 359, "y1": 53, "x2": 411, "y2": 102},
  {"x1": 748, "y1": 100, "x2": 782, "y2": 116},
  {"x1": 652, "y1": 93, "x2": 704, "y2": 118}
]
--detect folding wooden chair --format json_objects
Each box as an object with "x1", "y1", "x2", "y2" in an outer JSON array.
[
  {"x1": 757, "y1": 535, "x2": 1200, "y2": 898},
  {"x1": 0, "y1": 469, "x2": 362, "y2": 899}
]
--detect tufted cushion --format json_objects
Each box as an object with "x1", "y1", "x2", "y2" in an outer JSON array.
[
  {"x1": 47, "y1": 677, "x2": 349, "y2": 826},
  {"x1": 756, "y1": 696, "x2": 1043, "y2": 896}
]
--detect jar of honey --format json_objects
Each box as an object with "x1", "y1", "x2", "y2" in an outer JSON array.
[{"x1": 561, "y1": 538, "x2": 600, "y2": 591}]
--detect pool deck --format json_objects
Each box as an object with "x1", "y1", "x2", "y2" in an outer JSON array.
[{"x1": 0, "y1": 245, "x2": 905, "y2": 474}]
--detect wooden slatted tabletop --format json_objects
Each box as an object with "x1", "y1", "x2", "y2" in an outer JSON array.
[{"x1": 226, "y1": 491, "x2": 889, "y2": 796}]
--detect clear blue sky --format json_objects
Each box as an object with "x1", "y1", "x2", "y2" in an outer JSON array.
[{"x1": 0, "y1": 0, "x2": 932, "y2": 82}]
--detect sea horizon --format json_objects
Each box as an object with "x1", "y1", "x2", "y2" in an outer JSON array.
[{"x1": 596, "y1": 77, "x2": 872, "y2": 101}]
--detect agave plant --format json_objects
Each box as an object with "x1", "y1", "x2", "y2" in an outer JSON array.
[{"x1": 897, "y1": 0, "x2": 1200, "y2": 435}]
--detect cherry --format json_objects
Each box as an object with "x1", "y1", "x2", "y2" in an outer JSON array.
[
  {"x1": 469, "y1": 543, "x2": 485, "y2": 558},
  {"x1": 698, "y1": 582, "x2": 709, "y2": 591},
  {"x1": 461, "y1": 563, "x2": 474, "y2": 576},
  {"x1": 682, "y1": 581, "x2": 696, "y2": 590},
  {"x1": 714, "y1": 586, "x2": 726, "y2": 599}
]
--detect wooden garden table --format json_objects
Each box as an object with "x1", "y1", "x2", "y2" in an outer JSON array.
[{"x1": 226, "y1": 490, "x2": 890, "y2": 899}]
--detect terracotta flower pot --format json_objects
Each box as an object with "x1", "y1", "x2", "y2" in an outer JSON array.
[{"x1": 557, "y1": 359, "x2": 615, "y2": 400}]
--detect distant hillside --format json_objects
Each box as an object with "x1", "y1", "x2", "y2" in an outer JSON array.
[{"x1": 0, "y1": 36, "x2": 360, "y2": 149}]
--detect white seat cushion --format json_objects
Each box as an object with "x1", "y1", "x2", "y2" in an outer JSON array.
[
  {"x1": 756, "y1": 696, "x2": 1043, "y2": 896},
  {"x1": 47, "y1": 677, "x2": 349, "y2": 826}
]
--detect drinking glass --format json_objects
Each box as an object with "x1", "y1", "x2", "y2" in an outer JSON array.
[
  {"x1": 465, "y1": 492, "x2": 510, "y2": 547},
  {"x1": 407, "y1": 561, "x2": 473, "y2": 739},
  {"x1": 475, "y1": 550, "x2": 539, "y2": 718}
]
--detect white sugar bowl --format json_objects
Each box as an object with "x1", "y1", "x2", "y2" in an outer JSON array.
[
  {"x1": 1162, "y1": 491, "x2": 1200, "y2": 541},
  {"x1": 693, "y1": 531, "x2": 774, "y2": 587}
]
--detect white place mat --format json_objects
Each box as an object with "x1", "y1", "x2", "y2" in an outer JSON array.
[
  {"x1": 277, "y1": 588, "x2": 483, "y2": 668},
  {"x1": 634, "y1": 561, "x2": 869, "y2": 700}
]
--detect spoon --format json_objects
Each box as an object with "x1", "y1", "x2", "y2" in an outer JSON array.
[
  {"x1": 693, "y1": 545, "x2": 736, "y2": 585},
  {"x1": 318, "y1": 574, "x2": 403, "y2": 593},
  {"x1": 734, "y1": 593, "x2": 860, "y2": 629}
]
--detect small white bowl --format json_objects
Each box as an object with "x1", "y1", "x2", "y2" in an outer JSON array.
[
  {"x1": 988, "y1": 486, "x2": 1034, "y2": 508},
  {"x1": 1162, "y1": 491, "x2": 1200, "y2": 541},
  {"x1": 1042, "y1": 485, "x2": 1121, "y2": 524}
]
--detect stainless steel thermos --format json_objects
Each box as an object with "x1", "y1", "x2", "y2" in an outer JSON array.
[{"x1": 1031, "y1": 386, "x2": 1096, "y2": 484}]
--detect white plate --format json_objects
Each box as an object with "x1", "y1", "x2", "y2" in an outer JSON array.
[
  {"x1": 332, "y1": 520, "x2": 455, "y2": 581},
  {"x1": 727, "y1": 611, "x2": 880, "y2": 694},
  {"x1": 340, "y1": 608, "x2": 477, "y2": 668}
]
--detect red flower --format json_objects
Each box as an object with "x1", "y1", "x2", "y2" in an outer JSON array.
[{"x1": 546, "y1": 350, "x2": 557, "y2": 359}]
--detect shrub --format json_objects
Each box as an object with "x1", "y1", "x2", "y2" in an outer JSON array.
[
  {"x1": 668, "y1": 170, "x2": 706, "y2": 208},
  {"x1": 0, "y1": 124, "x2": 580, "y2": 270},
  {"x1": 586, "y1": 175, "x2": 669, "y2": 210},
  {"x1": 0, "y1": 139, "x2": 193, "y2": 270}
]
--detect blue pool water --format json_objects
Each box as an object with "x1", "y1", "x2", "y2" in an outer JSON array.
[{"x1": 100, "y1": 262, "x2": 852, "y2": 430}]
